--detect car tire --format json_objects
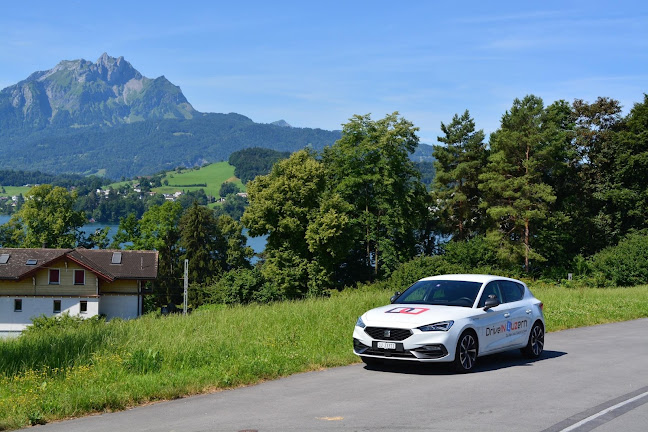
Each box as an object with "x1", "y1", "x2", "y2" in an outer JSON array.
[
  {"x1": 453, "y1": 331, "x2": 478, "y2": 373},
  {"x1": 521, "y1": 321, "x2": 544, "y2": 359}
]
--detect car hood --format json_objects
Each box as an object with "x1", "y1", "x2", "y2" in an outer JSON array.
[{"x1": 362, "y1": 304, "x2": 478, "y2": 328}]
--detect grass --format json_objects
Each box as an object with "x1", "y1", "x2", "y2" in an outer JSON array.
[
  {"x1": 105, "y1": 162, "x2": 245, "y2": 198},
  {"x1": 0, "y1": 284, "x2": 646, "y2": 430},
  {"x1": 0, "y1": 186, "x2": 31, "y2": 197},
  {"x1": 154, "y1": 162, "x2": 245, "y2": 197}
]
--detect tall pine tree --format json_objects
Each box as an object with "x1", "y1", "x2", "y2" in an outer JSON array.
[
  {"x1": 479, "y1": 95, "x2": 559, "y2": 272},
  {"x1": 432, "y1": 110, "x2": 488, "y2": 240}
]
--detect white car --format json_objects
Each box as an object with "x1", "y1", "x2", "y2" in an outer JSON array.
[{"x1": 353, "y1": 274, "x2": 545, "y2": 372}]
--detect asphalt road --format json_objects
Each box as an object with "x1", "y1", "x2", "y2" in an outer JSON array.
[{"x1": 24, "y1": 319, "x2": 648, "y2": 432}]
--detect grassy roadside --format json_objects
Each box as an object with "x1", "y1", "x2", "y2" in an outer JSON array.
[{"x1": 1, "y1": 284, "x2": 647, "y2": 430}]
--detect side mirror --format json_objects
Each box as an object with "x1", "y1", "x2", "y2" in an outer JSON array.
[
  {"x1": 390, "y1": 291, "x2": 401, "y2": 304},
  {"x1": 483, "y1": 296, "x2": 500, "y2": 311}
]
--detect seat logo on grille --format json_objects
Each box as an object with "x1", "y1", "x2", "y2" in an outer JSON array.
[{"x1": 384, "y1": 330, "x2": 391, "y2": 338}]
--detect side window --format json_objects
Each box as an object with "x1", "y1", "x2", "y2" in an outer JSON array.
[
  {"x1": 478, "y1": 281, "x2": 502, "y2": 307},
  {"x1": 53, "y1": 299, "x2": 62, "y2": 313},
  {"x1": 500, "y1": 281, "x2": 524, "y2": 303},
  {"x1": 14, "y1": 299, "x2": 22, "y2": 312}
]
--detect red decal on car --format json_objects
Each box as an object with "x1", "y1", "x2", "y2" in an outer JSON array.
[{"x1": 386, "y1": 307, "x2": 430, "y2": 315}]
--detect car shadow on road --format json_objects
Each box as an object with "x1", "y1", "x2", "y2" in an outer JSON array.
[{"x1": 362, "y1": 350, "x2": 567, "y2": 375}]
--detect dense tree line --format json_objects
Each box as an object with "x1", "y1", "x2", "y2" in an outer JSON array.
[
  {"x1": 228, "y1": 147, "x2": 291, "y2": 184},
  {"x1": 432, "y1": 94, "x2": 648, "y2": 275},
  {"x1": 0, "y1": 170, "x2": 110, "y2": 190},
  {"x1": 3, "y1": 94, "x2": 648, "y2": 308}
]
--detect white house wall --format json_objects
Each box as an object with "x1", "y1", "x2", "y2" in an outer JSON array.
[
  {"x1": 99, "y1": 295, "x2": 140, "y2": 320},
  {"x1": 0, "y1": 297, "x2": 99, "y2": 334}
]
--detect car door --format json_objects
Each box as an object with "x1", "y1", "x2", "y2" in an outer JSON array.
[
  {"x1": 499, "y1": 280, "x2": 532, "y2": 348},
  {"x1": 473, "y1": 281, "x2": 516, "y2": 354}
]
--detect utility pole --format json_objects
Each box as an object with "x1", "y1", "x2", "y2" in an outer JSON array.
[{"x1": 183, "y1": 259, "x2": 188, "y2": 315}]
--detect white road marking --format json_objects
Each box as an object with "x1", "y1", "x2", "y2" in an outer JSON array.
[{"x1": 560, "y1": 390, "x2": 648, "y2": 432}]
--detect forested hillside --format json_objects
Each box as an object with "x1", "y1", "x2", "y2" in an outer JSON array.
[{"x1": 0, "y1": 113, "x2": 342, "y2": 179}]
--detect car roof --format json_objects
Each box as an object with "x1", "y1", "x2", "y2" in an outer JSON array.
[{"x1": 418, "y1": 274, "x2": 525, "y2": 285}]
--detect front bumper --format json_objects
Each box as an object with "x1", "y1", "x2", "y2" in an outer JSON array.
[{"x1": 353, "y1": 325, "x2": 457, "y2": 362}]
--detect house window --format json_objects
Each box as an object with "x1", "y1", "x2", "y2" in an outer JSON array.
[
  {"x1": 80, "y1": 301, "x2": 88, "y2": 313},
  {"x1": 53, "y1": 300, "x2": 61, "y2": 313},
  {"x1": 49, "y1": 269, "x2": 60, "y2": 285},
  {"x1": 74, "y1": 269, "x2": 85, "y2": 285},
  {"x1": 14, "y1": 299, "x2": 22, "y2": 312}
]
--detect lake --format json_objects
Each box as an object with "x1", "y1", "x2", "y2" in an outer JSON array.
[{"x1": 0, "y1": 215, "x2": 266, "y2": 254}]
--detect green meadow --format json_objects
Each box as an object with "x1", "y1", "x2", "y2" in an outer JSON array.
[
  {"x1": 0, "y1": 283, "x2": 646, "y2": 430},
  {"x1": 154, "y1": 162, "x2": 245, "y2": 197},
  {"x1": 0, "y1": 186, "x2": 31, "y2": 197}
]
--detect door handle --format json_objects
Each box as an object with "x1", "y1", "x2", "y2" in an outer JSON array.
[
  {"x1": 504, "y1": 313, "x2": 510, "y2": 318},
  {"x1": 526, "y1": 309, "x2": 532, "y2": 314}
]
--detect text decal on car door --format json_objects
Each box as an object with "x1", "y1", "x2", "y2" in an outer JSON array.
[{"x1": 385, "y1": 307, "x2": 430, "y2": 315}]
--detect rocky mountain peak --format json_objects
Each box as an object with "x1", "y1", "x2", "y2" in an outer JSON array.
[
  {"x1": 0, "y1": 54, "x2": 195, "y2": 130},
  {"x1": 94, "y1": 53, "x2": 140, "y2": 84}
]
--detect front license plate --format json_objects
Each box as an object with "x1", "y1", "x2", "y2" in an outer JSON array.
[{"x1": 377, "y1": 342, "x2": 397, "y2": 350}]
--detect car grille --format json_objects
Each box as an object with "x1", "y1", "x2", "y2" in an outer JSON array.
[
  {"x1": 363, "y1": 348, "x2": 417, "y2": 358},
  {"x1": 364, "y1": 327, "x2": 412, "y2": 341}
]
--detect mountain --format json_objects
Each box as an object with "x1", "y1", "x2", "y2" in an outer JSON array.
[
  {"x1": 0, "y1": 53, "x2": 194, "y2": 130},
  {"x1": 0, "y1": 54, "x2": 433, "y2": 179}
]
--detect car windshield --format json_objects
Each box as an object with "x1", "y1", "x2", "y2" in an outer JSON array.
[{"x1": 394, "y1": 280, "x2": 482, "y2": 308}]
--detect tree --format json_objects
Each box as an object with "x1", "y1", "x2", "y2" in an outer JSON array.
[
  {"x1": 571, "y1": 97, "x2": 623, "y2": 253},
  {"x1": 219, "y1": 182, "x2": 240, "y2": 198},
  {"x1": 178, "y1": 202, "x2": 252, "y2": 286},
  {"x1": 77, "y1": 227, "x2": 110, "y2": 249},
  {"x1": 595, "y1": 95, "x2": 648, "y2": 242},
  {"x1": 242, "y1": 149, "x2": 327, "y2": 297},
  {"x1": 432, "y1": 110, "x2": 488, "y2": 240},
  {"x1": 213, "y1": 194, "x2": 248, "y2": 221},
  {"x1": 7, "y1": 184, "x2": 86, "y2": 248},
  {"x1": 133, "y1": 201, "x2": 183, "y2": 305},
  {"x1": 532, "y1": 100, "x2": 580, "y2": 269},
  {"x1": 216, "y1": 214, "x2": 254, "y2": 272},
  {"x1": 479, "y1": 95, "x2": 561, "y2": 272},
  {"x1": 243, "y1": 149, "x2": 326, "y2": 257},
  {"x1": 179, "y1": 202, "x2": 220, "y2": 285},
  {"x1": 323, "y1": 112, "x2": 429, "y2": 278},
  {"x1": 110, "y1": 213, "x2": 140, "y2": 249}
]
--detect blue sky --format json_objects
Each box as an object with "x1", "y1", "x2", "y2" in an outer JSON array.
[{"x1": 1, "y1": 1, "x2": 647, "y2": 143}]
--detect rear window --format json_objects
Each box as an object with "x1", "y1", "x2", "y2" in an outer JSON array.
[{"x1": 394, "y1": 280, "x2": 482, "y2": 308}]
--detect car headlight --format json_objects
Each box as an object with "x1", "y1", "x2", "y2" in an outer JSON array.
[
  {"x1": 356, "y1": 316, "x2": 366, "y2": 328},
  {"x1": 418, "y1": 320, "x2": 454, "y2": 332}
]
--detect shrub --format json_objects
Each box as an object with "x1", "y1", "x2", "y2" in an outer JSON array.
[
  {"x1": 590, "y1": 231, "x2": 648, "y2": 286},
  {"x1": 24, "y1": 313, "x2": 104, "y2": 335},
  {"x1": 209, "y1": 268, "x2": 266, "y2": 304},
  {"x1": 443, "y1": 235, "x2": 499, "y2": 269}
]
